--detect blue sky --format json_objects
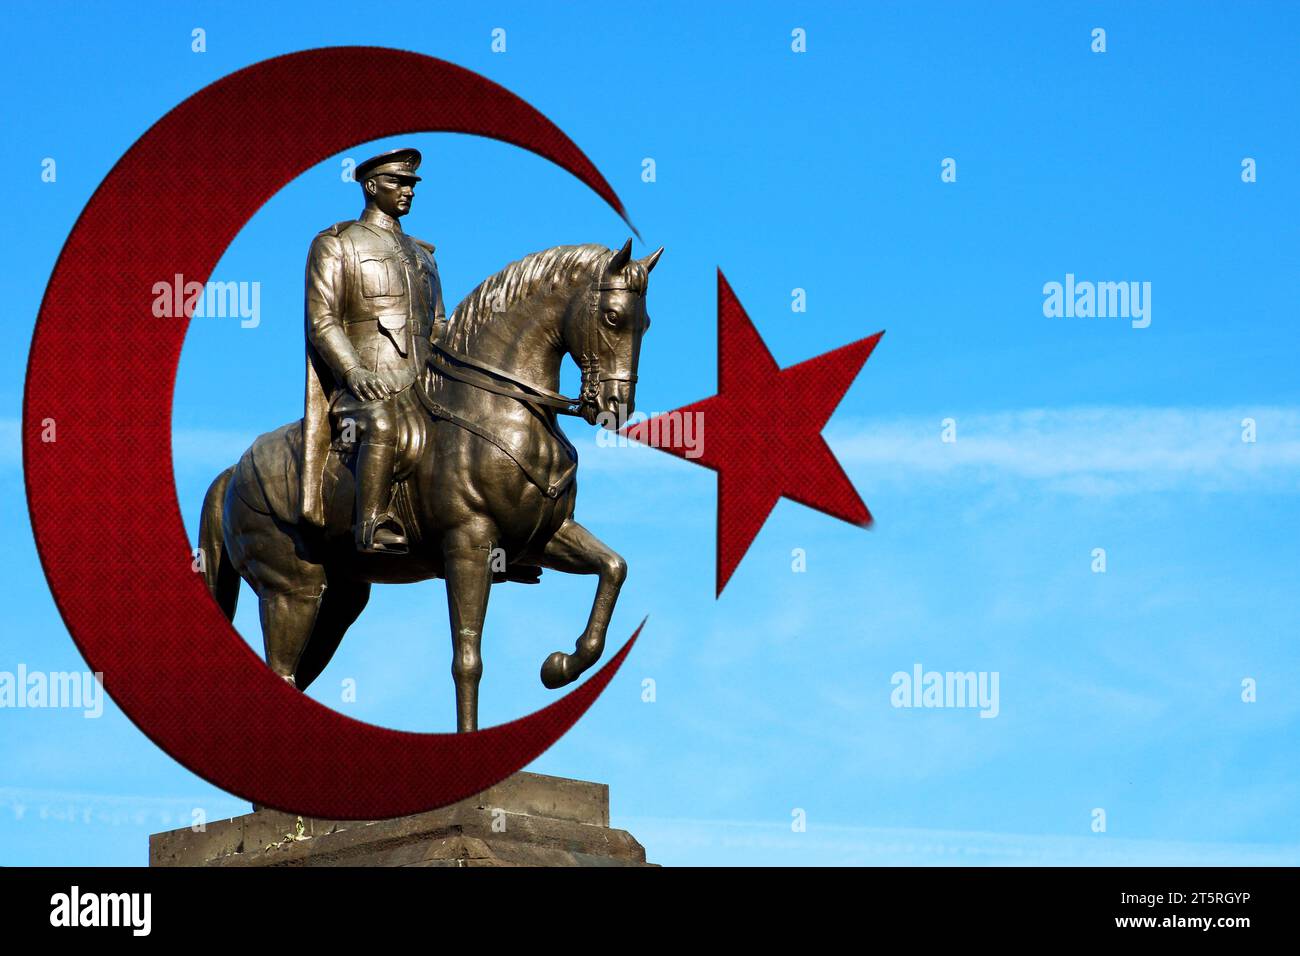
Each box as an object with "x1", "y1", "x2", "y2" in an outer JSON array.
[{"x1": 3, "y1": 1, "x2": 1298, "y2": 865}]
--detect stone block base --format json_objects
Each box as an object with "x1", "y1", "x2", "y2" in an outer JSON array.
[{"x1": 149, "y1": 772, "x2": 653, "y2": 867}]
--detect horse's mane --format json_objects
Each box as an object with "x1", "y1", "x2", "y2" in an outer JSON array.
[{"x1": 446, "y1": 244, "x2": 644, "y2": 350}]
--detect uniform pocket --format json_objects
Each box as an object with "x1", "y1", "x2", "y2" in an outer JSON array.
[
  {"x1": 360, "y1": 256, "x2": 405, "y2": 298},
  {"x1": 359, "y1": 257, "x2": 390, "y2": 297}
]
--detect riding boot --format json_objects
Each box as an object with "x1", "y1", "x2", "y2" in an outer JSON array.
[{"x1": 354, "y1": 441, "x2": 408, "y2": 554}]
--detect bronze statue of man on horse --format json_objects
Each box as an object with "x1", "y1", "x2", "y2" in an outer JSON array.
[
  {"x1": 198, "y1": 146, "x2": 663, "y2": 732},
  {"x1": 301, "y1": 147, "x2": 444, "y2": 555}
]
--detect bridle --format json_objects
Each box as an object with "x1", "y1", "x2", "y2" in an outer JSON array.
[
  {"x1": 575, "y1": 276, "x2": 640, "y2": 411},
  {"x1": 427, "y1": 272, "x2": 639, "y2": 417}
]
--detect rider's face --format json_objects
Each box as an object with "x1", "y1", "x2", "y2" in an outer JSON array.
[{"x1": 367, "y1": 175, "x2": 416, "y2": 219}]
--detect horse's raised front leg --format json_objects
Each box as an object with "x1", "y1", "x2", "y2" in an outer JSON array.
[
  {"x1": 442, "y1": 536, "x2": 494, "y2": 732},
  {"x1": 538, "y1": 519, "x2": 627, "y2": 689}
]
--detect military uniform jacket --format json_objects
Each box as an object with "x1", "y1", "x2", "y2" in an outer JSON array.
[{"x1": 300, "y1": 207, "x2": 446, "y2": 525}]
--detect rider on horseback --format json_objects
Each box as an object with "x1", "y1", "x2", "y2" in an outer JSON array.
[{"x1": 299, "y1": 147, "x2": 446, "y2": 554}]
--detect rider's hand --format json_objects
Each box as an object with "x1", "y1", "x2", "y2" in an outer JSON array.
[{"x1": 345, "y1": 367, "x2": 392, "y2": 403}]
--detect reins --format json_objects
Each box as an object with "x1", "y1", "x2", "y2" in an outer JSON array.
[{"x1": 428, "y1": 340, "x2": 584, "y2": 416}]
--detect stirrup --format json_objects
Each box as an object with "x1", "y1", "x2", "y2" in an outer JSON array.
[{"x1": 357, "y1": 515, "x2": 409, "y2": 555}]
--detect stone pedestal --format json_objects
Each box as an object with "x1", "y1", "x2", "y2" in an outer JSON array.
[{"x1": 149, "y1": 772, "x2": 654, "y2": 867}]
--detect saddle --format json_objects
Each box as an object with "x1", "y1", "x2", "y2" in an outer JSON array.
[{"x1": 232, "y1": 408, "x2": 420, "y2": 543}]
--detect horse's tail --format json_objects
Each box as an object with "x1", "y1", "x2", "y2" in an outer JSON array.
[{"x1": 199, "y1": 466, "x2": 239, "y2": 621}]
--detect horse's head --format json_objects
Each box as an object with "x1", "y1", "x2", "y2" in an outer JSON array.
[{"x1": 564, "y1": 238, "x2": 663, "y2": 427}]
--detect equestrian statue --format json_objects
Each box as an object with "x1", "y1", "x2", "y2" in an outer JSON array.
[{"x1": 197, "y1": 147, "x2": 662, "y2": 732}]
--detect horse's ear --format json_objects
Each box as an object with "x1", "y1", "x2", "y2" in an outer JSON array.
[
  {"x1": 640, "y1": 246, "x2": 664, "y2": 275},
  {"x1": 608, "y1": 237, "x2": 634, "y2": 274}
]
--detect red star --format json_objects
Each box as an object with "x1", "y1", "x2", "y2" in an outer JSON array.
[{"x1": 621, "y1": 269, "x2": 883, "y2": 596}]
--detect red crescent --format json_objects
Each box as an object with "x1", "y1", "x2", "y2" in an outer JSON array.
[{"x1": 23, "y1": 47, "x2": 641, "y2": 819}]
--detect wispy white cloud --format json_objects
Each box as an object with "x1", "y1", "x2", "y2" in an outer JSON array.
[
  {"x1": 618, "y1": 815, "x2": 1300, "y2": 866},
  {"x1": 829, "y1": 406, "x2": 1300, "y2": 495},
  {"x1": 170, "y1": 426, "x2": 260, "y2": 472}
]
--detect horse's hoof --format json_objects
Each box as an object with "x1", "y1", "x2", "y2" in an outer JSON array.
[{"x1": 540, "y1": 651, "x2": 574, "y2": 689}]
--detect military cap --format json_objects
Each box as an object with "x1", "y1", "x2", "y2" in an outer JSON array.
[{"x1": 355, "y1": 147, "x2": 423, "y2": 182}]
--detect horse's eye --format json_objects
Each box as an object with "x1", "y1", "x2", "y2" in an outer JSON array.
[{"x1": 604, "y1": 310, "x2": 620, "y2": 327}]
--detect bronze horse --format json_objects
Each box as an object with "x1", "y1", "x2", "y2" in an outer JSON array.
[{"x1": 198, "y1": 240, "x2": 660, "y2": 732}]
